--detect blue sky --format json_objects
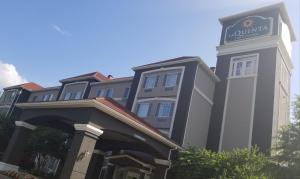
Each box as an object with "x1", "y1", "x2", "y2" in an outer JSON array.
[{"x1": 0, "y1": 0, "x2": 299, "y2": 96}]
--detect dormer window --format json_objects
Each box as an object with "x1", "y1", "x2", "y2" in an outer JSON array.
[
  {"x1": 75, "y1": 91, "x2": 83, "y2": 100},
  {"x1": 164, "y1": 73, "x2": 180, "y2": 88},
  {"x1": 43, "y1": 94, "x2": 54, "y2": 102},
  {"x1": 105, "y1": 88, "x2": 114, "y2": 98},
  {"x1": 123, "y1": 88, "x2": 130, "y2": 99},
  {"x1": 143, "y1": 75, "x2": 158, "y2": 89},
  {"x1": 64, "y1": 92, "x2": 71, "y2": 100}
]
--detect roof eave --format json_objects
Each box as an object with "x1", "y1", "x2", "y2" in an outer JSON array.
[{"x1": 16, "y1": 100, "x2": 182, "y2": 149}]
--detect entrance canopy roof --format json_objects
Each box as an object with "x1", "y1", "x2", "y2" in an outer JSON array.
[{"x1": 16, "y1": 98, "x2": 181, "y2": 150}]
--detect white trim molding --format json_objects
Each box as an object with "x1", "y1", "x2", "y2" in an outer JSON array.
[
  {"x1": 74, "y1": 123, "x2": 104, "y2": 137},
  {"x1": 154, "y1": 158, "x2": 171, "y2": 167},
  {"x1": 59, "y1": 81, "x2": 89, "y2": 101},
  {"x1": 15, "y1": 121, "x2": 37, "y2": 130},
  {"x1": 194, "y1": 87, "x2": 213, "y2": 106}
]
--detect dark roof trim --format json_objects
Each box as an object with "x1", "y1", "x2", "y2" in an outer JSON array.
[
  {"x1": 90, "y1": 77, "x2": 133, "y2": 86},
  {"x1": 60, "y1": 72, "x2": 109, "y2": 83},
  {"x1": 30, "y1": 86, "x2": 61, "y2": 92},
  {"x1": 133, "y1": 56, "x2": 220, "y2": 82}
]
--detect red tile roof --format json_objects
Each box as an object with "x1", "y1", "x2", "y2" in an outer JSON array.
[
  {"x1": 95, "y1": 97, "x2": 170, "y2": 139},
  {"x1": 21, "y1": 83, "x2": 43, "y2": 91},
  {"x1": 4, "y1": 82, "x2": 43, "y2": 91}
]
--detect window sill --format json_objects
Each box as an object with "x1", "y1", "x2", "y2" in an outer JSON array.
[
  {"x1": 164, "y1": 87, "x2": 175, "y2": 91},
  {"x1": 144, "y1": 89, "x2": 153, "y2": 92},
  {"x1": 156, "y1": 117, "x2": 170, "y2": 121},
  {"x1": 227, "y1": 75, "x2": 257, "y2": 80}
]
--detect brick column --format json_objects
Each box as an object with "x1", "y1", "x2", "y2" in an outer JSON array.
[
  {"x1": 60, "y1": 124, "x2": 103, "y2": 179},
  {"x1": 1, "y1": 121, "x2": 36, "y2": 171}
]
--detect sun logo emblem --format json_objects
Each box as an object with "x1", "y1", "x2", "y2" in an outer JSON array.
[{"x1": 243, "y1": 18, "x2": 253, "y2": 28}]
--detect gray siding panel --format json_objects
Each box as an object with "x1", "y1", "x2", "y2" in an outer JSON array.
[
  {"x1": 195, "y1": 67, "x2": 215, "y2": 100},
  {"x1": 221, "y1": 78, "x2": 255, "y2": 150},
  {"x1": 183, "y1": 90, "x2": 212, "y2": 148}
]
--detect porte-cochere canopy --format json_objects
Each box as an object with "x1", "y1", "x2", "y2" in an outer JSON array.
[{"x1": 1, "y1": 98, "x2": 181, "y2": 179}]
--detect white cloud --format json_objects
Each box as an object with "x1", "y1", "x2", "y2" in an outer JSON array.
[
  {"x1": 0, "y1": 60, "x2": 27, "y2": 90},
  {"x1": 52, "y1": 24, "x2": 72, "y2": 36}
]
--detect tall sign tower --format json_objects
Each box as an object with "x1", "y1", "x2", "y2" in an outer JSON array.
[{"x1": 207, "y1": 3, "x2": 296, "y2": 153}]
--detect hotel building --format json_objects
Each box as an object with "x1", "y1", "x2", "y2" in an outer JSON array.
[{"x1": 0, "y1": 2, "x2": 295, "y2": 179}]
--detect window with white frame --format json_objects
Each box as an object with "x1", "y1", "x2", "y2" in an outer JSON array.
[
  {"x1": 157, "y1": 102, "x2": 173, "y2": 118},
  {"x1": 164, "y1": 73, "x2": 179, "y2": 88},
  {"x1": 42, "y1": 94, "x2": 48, "y2": 102},
  {"x1": 64, "y1": 92, "x2": 71, "y2": 100},
  {"x1": 42, "y1": 94, "x2": 54, "y2": 102},
  {"x1": 123, "y1": 87, "x2": 130, "y2": 99},
  {"x1": 49, "y1": 94, "x2": 54, "y2": 101},
  {"x1": 143, "y1": 75, "x2": 158, "y2": 89},
  {"x1": 97, "y1": 89, "x2": 105, "y2": 97},
  {"x1": 105, "y1": 88, "x2": 114, "y2": 98},
  {"x1": 136, "y1": 103, "x2": 151, "y2": 118},
  {"x1": 230, "y1": 55, "x2": 258, "y2": 78},
  {"x1": 74, "y1": 91, "x2": 82, "y2": 100}
]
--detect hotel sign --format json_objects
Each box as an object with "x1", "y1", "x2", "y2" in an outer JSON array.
[{"x1": 225, "y1": 16, "x2": 273, "y2": 43}]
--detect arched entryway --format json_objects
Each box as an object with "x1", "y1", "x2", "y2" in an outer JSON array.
[{"x1": 1, "y1": 99, "x2": 179, "y2": 179}]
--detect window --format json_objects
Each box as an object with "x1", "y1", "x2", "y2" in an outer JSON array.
[
  {"x1": 123, "y1": 88, "x2": 130, "y2": 99},
  {"x1": 64, "y1": 92, "x2": 71, "y2": 100},
  {"x1": 136, "y1": 103, "x2": 151, "y2": 118},
  {"x1": 32, "y1": 96, "x2": 38, "y2": 102},
  {"x1": 230, "y1": 55, "x2": 258, "y2": 78},
  {"x1": 43, "y1": 94, "x2": 49, "y2": 101},
  {"x1": 75, "y1": 91, "x2": 82, "y2": 100},
  {"x1": 164, "y1": 73, "x2": 179, "y2": 88},
  {"x1": 97, "y1": 89, "x2": 105, "y2": 97},
  {"x1": 49, "y1": 94, "x2": 54, "y2": 101},
  {"x1": 143, "y1": 75, "x2": 158, "y2": 89},
  {"x1": 105, "y1": 88, "x2": 114, "y2": 98},
  {"x1": 157, "y1": 102, "x2": 173, "y2": 118}
]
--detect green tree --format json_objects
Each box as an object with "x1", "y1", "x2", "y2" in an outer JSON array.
[
  {"x1": 171, "y1": 147, "x2": 271, "y2": 179},
  {"x1": 272, "y1": 96, "x2": 300, "y2": 178},
  {"x1": 27, "y1": 127, "x2": 70, "y2": 173}
]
